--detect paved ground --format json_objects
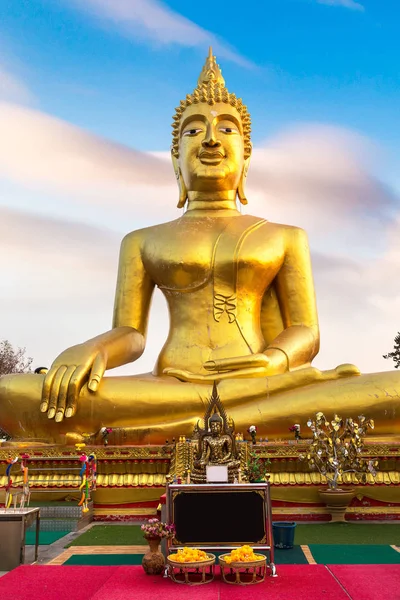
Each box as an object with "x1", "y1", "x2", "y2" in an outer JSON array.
[
  {"x1": 0, "y1": 522, "x2": 95, "y2": 577},
  {"x1": 0, "y1": 521, "x2": 149, "y2": 577}
]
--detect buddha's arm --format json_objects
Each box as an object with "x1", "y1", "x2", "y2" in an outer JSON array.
[
  {"x1": 41, "y1": 230, "x2": 155, "y2": 421},
  {"x1": 264, "y1": 226, "x2": 320, "y2": 370},
  {"x1": 223, "y1": 437, "x2": 233, "y2": 460},
  {"x1": 198, "y1": 441, "x2": 210, "y2": 465}
]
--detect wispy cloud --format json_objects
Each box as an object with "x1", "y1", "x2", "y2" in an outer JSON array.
[
  {"x1": 317, "y1": 0, "x2": 365, "y2": 11},
  {"x1": 0, "y1": 207, "x2": 119, "y2": 277},
  {"x1": 65, "y1": 0, "x2": 253, "y2": 67},
  {"x1": 0, "y1": 64, "x2": 34, "y2": 103},
  {"x1": 249, "y1": 124, "x2": 394, "y2": 236},
  {"x1": 0, "y1": 101, "x2": 174, "y2": 196}
]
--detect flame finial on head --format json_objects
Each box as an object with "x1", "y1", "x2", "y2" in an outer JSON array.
[{"x1": 197, "y1": 47, "x2": 225, "y2": 87}]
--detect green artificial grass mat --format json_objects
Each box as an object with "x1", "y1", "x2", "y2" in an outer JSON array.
[
  {"x1": 66, "y1": 525, "x2": 145, "y2": 547},
  {"x1": 64, "y1": 554, "x2": 144, "y2": 566},
  {"x1": 62, "y1": 547, "x2": 308, "y2": 567},
  {"x1": 294, "y1": 523, "x2": 400, "y2": 545},
  {"x1": 273, "y1": 546, "x2": 308, "y2": 565},
  {"x1": 62, "y1": 545, "x2": 400, "y2": 566},
  {"x1": 63, "y1": 548, "x2": 308, "y2": 567},
  {"x1": 26, "y1": 531, "x2": 70, "y2": 545},
  {"x1": 309, "y1": 544, "x2": 400, "y2": 565}
]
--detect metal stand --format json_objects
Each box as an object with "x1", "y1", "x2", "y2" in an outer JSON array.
[{"x1": 0, "y1": 507, "x2": 40, "y2": 571}]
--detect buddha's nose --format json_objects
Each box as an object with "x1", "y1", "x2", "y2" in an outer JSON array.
[{"x1": 202, "y1": 126, "x2": 221, "y2": 148}]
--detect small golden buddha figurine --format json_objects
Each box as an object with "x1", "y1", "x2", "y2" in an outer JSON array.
[
  {"x1": 192, "y1": 383, "x2": 240, "y2": 483},
  {"x1": 0, "y1": 48, "x2": 399, "y2": 446}
]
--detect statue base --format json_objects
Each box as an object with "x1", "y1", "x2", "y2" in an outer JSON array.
[{"x1": 1, "y1": 440, "x2": 399, "y2": 521}]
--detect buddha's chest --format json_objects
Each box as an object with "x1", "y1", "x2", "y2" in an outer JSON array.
[
  {"x1": 142, "y1": 219, "x2": 284, "y2": 293},
  {"x1": 207, "y1": 437, "x2": 227, "y2": 455}
]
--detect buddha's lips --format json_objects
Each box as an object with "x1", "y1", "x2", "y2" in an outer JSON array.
[{"x1": 199, "y1": 151, "x2": 225, "y2": 164}]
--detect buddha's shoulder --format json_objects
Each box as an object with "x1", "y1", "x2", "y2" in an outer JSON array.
[
  {"x1": 246, "y1": 215, "x2": 308, "y2": 239},
  {"x1": 120, "y1": 219, "x2": 182, "y2": 246}
]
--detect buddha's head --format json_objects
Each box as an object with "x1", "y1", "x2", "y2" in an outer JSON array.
[
  {"x1": 171, "y1": 48, "x2": 252, "y2": 208},
  {"x1": 209, "y1": 412, "x2": 223, "y2": 437}
]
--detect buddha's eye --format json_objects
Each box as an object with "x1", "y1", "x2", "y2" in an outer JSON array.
[
  {"x1": 219, "y1": 127, "x2": 238, "y2": 135},
  {"x1": 182, "y1": 128, "x2": 203, "y2": 137}
]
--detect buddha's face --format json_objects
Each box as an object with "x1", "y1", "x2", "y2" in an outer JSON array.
[
  {"x1": 178, "y1": 103, "x2": 245, "y2": 193},
  {"x1": 210, "y1": 421, "x2": 222, "y2": 436}
]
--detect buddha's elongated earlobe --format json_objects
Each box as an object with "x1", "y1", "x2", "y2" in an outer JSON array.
[
  {"x1": 177, "y1": 172, "x2": 188, "y2": 209},
  {"x1": 238, "y1": 154, "x2": 251, "y2": 206},
  {"x1": 171, "y1": 154, "x2": 188, "y2": 209}
]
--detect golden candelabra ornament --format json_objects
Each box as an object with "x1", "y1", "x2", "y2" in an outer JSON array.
[
  {"x1": 300, "y1": 412, "x2": 378, "y2": 521},
  {"x1": 0, "y1": 48, "x2": 400, "y2": 447},
  {"x1": 300, "y1": 412, "x2": 378, "y2": 489}
]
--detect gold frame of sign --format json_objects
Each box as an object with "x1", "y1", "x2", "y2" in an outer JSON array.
[{"x1": 166, "y1": 482, "x2": 276, "y2": 577}]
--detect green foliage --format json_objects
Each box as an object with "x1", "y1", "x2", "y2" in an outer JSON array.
[
  {"x1": 244, "y1": 450, "x2": 271, "y2": 483},
  {"x1": 383, "y1": 332, "x2": 400, "y2": 369}
]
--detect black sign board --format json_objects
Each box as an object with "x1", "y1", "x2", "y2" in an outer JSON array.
[{"x1": 167, "y1": 484, "x2": 272, "y2": 548}]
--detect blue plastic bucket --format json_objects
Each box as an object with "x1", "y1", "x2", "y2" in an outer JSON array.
[{"x1": 272, "y1": 522, "x2": 296, "y2": 549}]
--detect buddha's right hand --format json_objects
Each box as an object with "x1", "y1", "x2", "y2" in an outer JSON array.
[{"x1": 40, "y1": 343, "x2": 107, "y2": 422}]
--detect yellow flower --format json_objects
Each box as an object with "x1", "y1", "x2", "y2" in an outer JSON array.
[
  {"x1": 226, "y1": 545, "x2": 261, "y2": 562},
  {"x1": 170, "y1": 547, "x2": 208, "y2": 563}
]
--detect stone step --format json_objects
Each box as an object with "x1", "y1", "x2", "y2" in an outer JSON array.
[
  {"x1": 29, "y1": 504, "x2": 89, "y2": 519},
  {"x1": 25, "y1": 501, "x2": 93, "y2": 531}
]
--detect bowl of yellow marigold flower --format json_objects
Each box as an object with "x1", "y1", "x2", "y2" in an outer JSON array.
[
  {"x1": 219, "y1": 545, "x2": 267, "y2": 585},
  {"x1": 167, "y1": 548, "x2": 216, "y2": 585}
]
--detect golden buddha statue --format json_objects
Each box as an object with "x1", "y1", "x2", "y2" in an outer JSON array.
[
  {"x1": 192, "y1": 382, "x2": 240, "y2": 483},
  {"x1": 0, "y1": 49, "x2": 399, "y2": 446}
]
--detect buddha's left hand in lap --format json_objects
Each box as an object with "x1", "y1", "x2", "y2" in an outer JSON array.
[{"x1": 164, "y1": 349, "x2": 288, "y2": 383}]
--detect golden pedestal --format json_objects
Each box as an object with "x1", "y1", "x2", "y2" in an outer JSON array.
[
  {"x1": 1, "y1": 440, "x2": 399, "y2": 521},
  {"x1": 318, "y1": 489, "x2": 356, "y2": 523}
]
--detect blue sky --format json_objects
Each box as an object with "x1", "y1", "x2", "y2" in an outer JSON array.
[
  {"x1": 0, "y1": 0, "x2": 399, "y2": 374},
  {"x1": 2, "y1": 0, "x2": 400, "y2": 153}
]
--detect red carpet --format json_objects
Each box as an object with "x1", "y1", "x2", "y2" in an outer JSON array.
[
  {"x1": 1, "y1": 564, "x2": 399, "y2": 599},
  {"x1": 219, "y1": 565, "x2": 349, "y2": 600},
  {"x1": 90, "y1": 567, "x2": 217, "y2": 600},
  {"x1": 329, "y1": 564, "x2": 400, "y2": 600},
  {"x1": 0, "y1": 566, "x2": 116, "y2": 600}
]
